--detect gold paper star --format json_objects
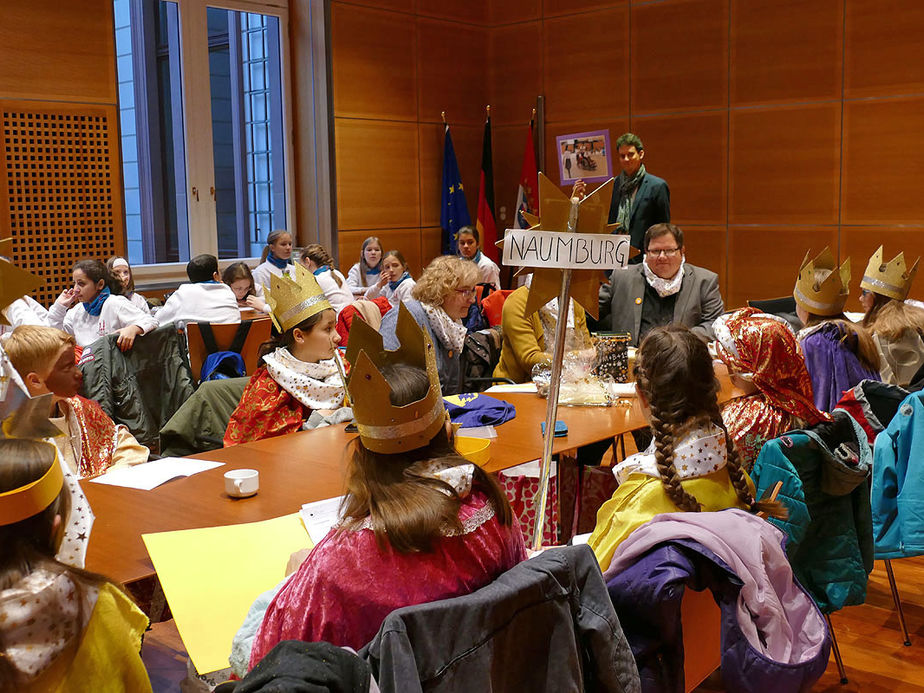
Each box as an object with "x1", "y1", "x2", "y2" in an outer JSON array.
[
  {"x1": 523, "y1": 174, "x2": 618, "y2": 319},
  {"x1": 0, "y1": 238, "x2": 43, "y2": 326}
]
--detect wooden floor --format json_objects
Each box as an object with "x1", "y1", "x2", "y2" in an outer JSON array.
[{"x1": 142, "y1": 556, "x2": 924, "y2": 692}]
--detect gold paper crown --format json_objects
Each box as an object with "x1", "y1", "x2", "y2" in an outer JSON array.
[
  {"x1": 793, "y1": 247, "x2": 850, "y2": 317},
  {"x1": 264, "y1": 262, "x2": 332, "y2": 332},
  {"x1": 0, "y1": 389, "x2": 64, "y2": 527},
  {"x1": 345, "y1": 302, "x2": 445, "y2": 455},
  {"x1": 860, "y1": 245, "x2": 919, "y2": 301}
]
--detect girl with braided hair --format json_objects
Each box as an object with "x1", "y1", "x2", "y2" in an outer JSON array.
[{"x1": 587, "y1": 324, "x2": 786, "y2": 571}]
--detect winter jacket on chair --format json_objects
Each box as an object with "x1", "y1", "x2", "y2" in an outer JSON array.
[
  {"x1": 871, "y1": 390, "x2": 924, "y2": 559},
  {"x1": 360, "y1": 544, "x2": 640, "y2": 693},
  {"x1": 79, "y1": 324, "x2": 196, "y2": 450},
  {"x1": 604, "y1": 510, "x2": 830, "y2": 693},
  {"x1": 750, "y1": 410, "x2": 873, "y2": 613}
]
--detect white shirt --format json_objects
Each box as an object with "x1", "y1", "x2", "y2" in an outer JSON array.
[
  {"x1": 124, "y1": 291, "x2": 152, "y2": 314},
  {"x1": 346, "y1": 263, "x2": 382, "y2": 295},
  {"x1": 1, "y1": 296, "x2": 49, "y2": 336},
  {"x1": 252, "y1": 259, "x2": 295, "y2": 292},
  {"x1": 314, "y1": 268, "x2": 354, "y2": 314},
  {"x1": 48, "y1": 294, "x2": 159, "y2": 347},
  {"x1": 364, "y1": 276, "x2": 417, "y2": 307},
  {"x1": 155, "y1": 282, "x2": 241, "y2": 329},
  {"x1": 473, "y1": 253, "x2": 501, "y2": 289}
]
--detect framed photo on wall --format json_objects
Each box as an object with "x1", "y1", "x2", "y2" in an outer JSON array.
[{"x1": 555, "y1": 129, "x2": 612, "y2": 185}]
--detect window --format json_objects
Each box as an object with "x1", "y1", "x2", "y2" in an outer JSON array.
[{"x1": 114, "y1": 0, "x2": 290, "y2": 265}]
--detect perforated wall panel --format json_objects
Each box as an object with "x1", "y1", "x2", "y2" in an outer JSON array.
[{"x1": 0, "y1": 102, "x2": 125, "y2": 307}]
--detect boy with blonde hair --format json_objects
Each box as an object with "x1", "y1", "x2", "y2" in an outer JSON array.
[{"x1": 5, "y1": 325, "x2": 149, "y2": 478}]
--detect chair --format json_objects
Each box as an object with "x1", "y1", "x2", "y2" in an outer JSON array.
[
  {"x1": 746, "y1": 296, "x2": 801, "y2": 333},
  {"x1": 481, "y1": 288, "x2": 513, "y2": 327},
  {"x1": 359, "y1": 544, "x2": 639, "y2": 693},
  {"x1": 186, "y1": 318, "x2": 272, "y2": 383}
]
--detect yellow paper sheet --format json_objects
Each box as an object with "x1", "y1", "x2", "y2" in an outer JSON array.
[{"x1": 142, "y1": 513, "x2": 312, "y2": 674}]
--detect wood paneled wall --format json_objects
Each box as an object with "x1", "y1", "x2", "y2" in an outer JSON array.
[
  {"x1": 0, "y1": 0, "x2": 124, "y2": 304},
  {"x1": 332, "y1": 0, "x2": 924, "y2": 307},
  {"x1": 482, "y1": 0, "x2": 924, "y2": 309},
  {"x1": 330, "y1": 0, "x2": 490, "y2": 277}
]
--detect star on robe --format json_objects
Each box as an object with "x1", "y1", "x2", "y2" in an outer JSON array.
[
  {"x1": 0, "y1": 238, "x2": 43, "y2": 326},
  {"x1": 520, "y1": 174, "x2": 618, "y2": 319}
]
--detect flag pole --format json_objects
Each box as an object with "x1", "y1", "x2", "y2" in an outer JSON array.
[{"x1": 441, "y1": 111, "x2": 447, "y2": 125}]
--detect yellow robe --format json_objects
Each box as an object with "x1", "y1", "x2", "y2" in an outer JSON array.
[
  {"x1": 20, "y1": 583, "x2": 151, "y2": 693},
  {"x1": 588, "y1": 469, "x2": 754, "y2": 571},
  {"x1": 493, "y1": 285, "x2": 591, "y2": 383}
]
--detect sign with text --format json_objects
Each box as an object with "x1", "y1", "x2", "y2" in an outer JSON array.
[{"x1": 502, "y1": 228, "x2": 631, "y2": 270}]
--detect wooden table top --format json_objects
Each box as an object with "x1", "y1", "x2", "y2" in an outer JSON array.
[{"x1": 82, "y1": 366, "x2": 746, "y2": 584}]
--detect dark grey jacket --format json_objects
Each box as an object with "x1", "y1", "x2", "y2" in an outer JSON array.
[
  {"x1": 598, "y1": 263, "x2": 724, "y2": 346},
  {"x1": 79, "y1": 324, "x2": 196, "y2": 450},
  {"x1": 360, "y1": 544, "x2": 641, "y2": 693},
  {"x1": 608, "y1": 172, "x2": 670, "y2": 251}
]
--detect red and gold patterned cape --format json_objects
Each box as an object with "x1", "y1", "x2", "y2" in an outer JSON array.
[
  {"x1": 67, "y1": 395, "x2": 118, "y2": 479},
  {"x1": 223, "y1": 366, "x2": 311, "y2": 446}
]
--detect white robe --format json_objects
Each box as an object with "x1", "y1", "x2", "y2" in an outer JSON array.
[
  {"x1": 252, "y1": 259, "x2": 295, "y2": 292},
  {"x1": 155, "y1": 282, "x2": 241, "y2": 329},
  {"x1": 48, "y1": 295, "x2": 158, "y2": 347}
]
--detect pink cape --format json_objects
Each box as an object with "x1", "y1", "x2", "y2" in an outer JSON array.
[{"x1": 249, "y1": 490, "x2": 526, "y2": 668}]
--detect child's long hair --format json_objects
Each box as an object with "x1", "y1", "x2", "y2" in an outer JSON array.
[
  {"x1": 338, "y1": 364, "x2": 513, "y2": 553},
  {"x1": 634, "y1": 325, "x2": 786, "y2": 518},
  {"x1": 300, "y1": 244, "x2": 343, "y2": 287},
  {"x1": 260, "y1": 229, "x2": 290, "y2": 264},
  {"x1": 222, "y1": 262, "x2": 257, "y2": 298},
  {"x1": 863, "y1": 297, "x2": 924, "y2": 342},
  {"x1": 358, "y1": 236, "x2": 382, "y2": 287},
  {"x1": 0, "y1": 439, "x2": 119, "y2": 687},
  {"x1": 105, "y1": 256, "x2": 134, "y2": 293},
  {"x1": 73, "y1": 259, "x2": 123, "y2": 296}
]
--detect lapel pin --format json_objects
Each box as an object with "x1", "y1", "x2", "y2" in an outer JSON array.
[{"x1": 635, "y1": 297, "x2": 642, "y2": 305}]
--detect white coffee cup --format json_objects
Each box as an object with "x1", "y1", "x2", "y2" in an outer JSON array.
[{"x1": 224, "y1": 468, "x2": 259, "y2": 498}]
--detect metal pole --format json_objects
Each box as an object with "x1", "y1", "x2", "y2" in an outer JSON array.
[{"x1": 531, "y1": 197, "x2": 581, "y2": 551}]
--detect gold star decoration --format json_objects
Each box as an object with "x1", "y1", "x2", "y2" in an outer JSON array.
[
  {"x1": 521, "y1": 173, "x2": 618, "y2": 319},
  {"x1": 0, "y1": 238, "x2": 43, "y2": 326}
]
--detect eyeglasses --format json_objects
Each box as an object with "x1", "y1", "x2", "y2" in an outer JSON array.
[
  {"x1": 455, "y1": 287, "x2": 476, "y2": 298},
  {"x1": 647, "y1": 247, "x2": 682, "y2": 258}
]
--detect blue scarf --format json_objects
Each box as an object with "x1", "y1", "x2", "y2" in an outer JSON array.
[
  {"x1": 312, "y1": 265, "x2": 330, "y2": 276},
  {"x1": 366, "y1": 264, "x2": 381, "y2": 276},
  {"x1": 267, "y1": 252, "x2": 289, "y2": 270},
  {"x1": 472, "y1": 249, "x2": 483, "y2": 264},
  {"x1": 82, "y1": 287, "x2": 110, "y2": 317},
  {"x1": 389, "y1": 272, "x2": 411, "y2": 291}
]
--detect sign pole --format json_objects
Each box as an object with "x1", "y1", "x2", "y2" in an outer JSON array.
[{"x1": 530, "y1": 198, "x2": 581, "y2": 551}]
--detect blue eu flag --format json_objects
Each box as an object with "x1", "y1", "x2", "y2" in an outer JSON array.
[{"x1": 441, "y1": 124, "x2": 471, "y2": 254}]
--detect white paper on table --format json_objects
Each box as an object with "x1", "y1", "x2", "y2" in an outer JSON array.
[
  {"x1": 485, "y1": 382, "x2": 538, "y2": 394},
  {"x1": 300, "y1": 496, "x2": 344, "y2": 544},
  {"x1": 90, "y1": 457, "x2": 225, "y2": 490},
  {"x1": 457, "y1": 425, "x2": 497, "y2": 439},
  {"x1": 606, "y1": 382, "x2": 637, "y2": 397}
]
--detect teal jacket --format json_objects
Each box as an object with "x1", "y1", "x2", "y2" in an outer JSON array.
[
  {"x1": 872, "y1": 391, "x2": 924, "y2": 559},
  {"x1": 751, "y1": 411, "x2": 873, "y2": 614}
]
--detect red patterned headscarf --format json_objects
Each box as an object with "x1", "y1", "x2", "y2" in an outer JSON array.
[{"x1": 714, "y1": 308, "x2": 828, "y2": 427}]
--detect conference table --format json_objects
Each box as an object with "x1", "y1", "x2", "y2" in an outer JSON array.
[{"x1": 82, "y1": 366, "x2": 747, "y2": 586}]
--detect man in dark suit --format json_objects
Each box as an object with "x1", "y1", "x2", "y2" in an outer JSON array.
[
  {"x1": 574, "y1": 132, "x2": 670, "y2": 258},
  {"x1": 599, "y1": 223, "x2": 724, "y2": 347}
]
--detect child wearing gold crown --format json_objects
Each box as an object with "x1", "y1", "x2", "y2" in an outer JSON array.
[
  {"x1": 243, "y1": 305, "x2": 525, "y2": 667},
  {"x1": 0, "y1": 433, "x2": 151, "y2": 690},
  {"x1": 859, "y1": 246, "x2": 924, "y2": 387},
  {"x1": 793, "y1": 248, "x2": 880, "y2": 412},
  {"x1": 223, "y1": 264, "x2": 349, "y2": 446}
]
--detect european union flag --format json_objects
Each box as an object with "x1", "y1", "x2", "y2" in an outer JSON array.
[{"x1": 441, "y1": 124, "x2": 471, "y2": 254}]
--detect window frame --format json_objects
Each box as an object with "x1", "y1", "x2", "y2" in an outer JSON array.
[{"x1": 121, "y1": 0, "x2": 311, "y2": 285}]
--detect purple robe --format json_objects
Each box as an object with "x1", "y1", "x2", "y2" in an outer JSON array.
[
  {"x1": 249, "y1": 490, "x2": 526, "y2": 667},
  {"x1": 800, "y1": 323, "x2": 880, "y2": 412}
]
